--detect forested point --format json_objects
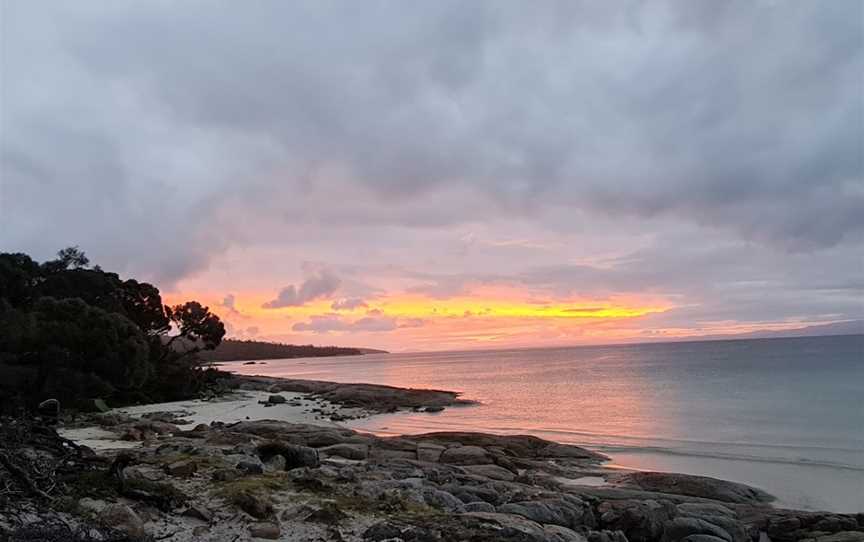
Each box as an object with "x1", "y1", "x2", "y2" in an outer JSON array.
[
  {"x1": 198, "y1": 339, "x2": 386, "y2": 362},
  {"x1": 0, "y1": 247, "x2": 227, "y2": 413}
]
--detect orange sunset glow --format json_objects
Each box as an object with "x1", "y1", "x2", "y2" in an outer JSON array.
[
  {"x1": 161, "y1": 270, "x2": 842, "y2": 351},
  {"x1": 162, "y1": 282, "x2": 679, "y2": 351}
]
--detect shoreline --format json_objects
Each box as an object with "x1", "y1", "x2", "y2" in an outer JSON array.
[{"x1": 10, "y1": 374, "x2": 863, "y2": 541}]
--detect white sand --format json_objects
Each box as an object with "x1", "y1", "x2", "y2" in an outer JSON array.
[
  {"x1": 115, "y1": 390, "x2": 354, "y2": 426},
  {"x1": 59, "y1": 426, "x2": 143, "y2": 451},
  {"x1": 60, "y1": 390, "x2": 370, "y2": 450}
]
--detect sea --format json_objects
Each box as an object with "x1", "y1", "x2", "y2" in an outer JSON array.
[{"x1": 222, "y1": 334, "x2": 864, "y2": 513}]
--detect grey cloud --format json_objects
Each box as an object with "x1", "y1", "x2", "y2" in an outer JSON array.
[
  {"x1": 263, "y1": 270, "x2": 341, "y2": 308},
  {"x1": 331, "y1": 298, "x2": 368, "y2": 311},
  {"x1": 3, "y1": 1, "x2": 861, "y2": 271},
  {"x1": 221, "y1": 293, "x2": 241, "y2": 315},
  {"x1": 398, "y1": 318, "x2": 426, "y2": 329},
  {"x1": 0, "y1": 0, "x2": 861, "y2": 333},
  {"x1": 292, "y1": 314, "x2": 400, "y2": 334},
  {"x1": 395, "y1": 233, "x2": 864, "y2": 325},
  {"x1": 224, "y1": 322, "x2": 260, "y2": 339}
]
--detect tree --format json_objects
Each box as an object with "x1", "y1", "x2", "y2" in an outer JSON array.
[
  {"x1": 36, "y1": 269, "x2": 171, "y2": 338},
  {"x1": 120, "y1": 279, "x2": 171, "y2": 337},
  {"x1": 53, "y1": 246, "x2": 89, "y2": 270},
  {"x1": 21, "y1": 297, "x2": 151, "y2": 402},
  {"x1": 38, "y1": 268, "x2": 124, "y2": 313},
  {"x1": 0, "y1": 247, "x2": 225, "y2": 406},
  {"x1": 0, "y1": 253, "x2": 41, "y2": 307},
  {"x1": 164, "y1": 301, "x2": 226, "y2": 354}
]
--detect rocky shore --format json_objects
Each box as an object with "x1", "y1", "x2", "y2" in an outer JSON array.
[
  {"x1": 1, "y1": 377, "x2": 861, "y2": 542},
  {"x1": 231, "y1": 374, "x2": 478, "y2": 413}
]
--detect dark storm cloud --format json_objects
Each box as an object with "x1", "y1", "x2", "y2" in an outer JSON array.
[{"x1": 0, "y1": 1, "x2": 861, "y2": 289}]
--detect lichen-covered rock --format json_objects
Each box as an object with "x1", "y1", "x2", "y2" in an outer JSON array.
[
  {"x1": 440, "y1": 445, "x2": 492, "y2": 465},
  {"x1": 233, "y1": 491, "x2": 274, "y2": 519},
  {"x1": 182, "y1": 504, "x2": 213, "y2": 522},
  {"x1": 498, "y1": 497, "x2": 596, "y2": 530},
  {"x1": 465, "y1": 501, "x2": 496, "y2": 513},
  {"x1": 588, "y1": 530, "x2": 630, "y2": 542},
  {"x1": 676, "y1": 503, "x2": 736, "y2": 519},
  {"x1": 78, "y1": 497, "x2": 108, "y2": 514},
  {"x1": 164, "y1": 459, "x2": 197, "y2": 477},
  {"x1": 442, "y1": 483, "x2": 505, "y2": 505},
  {"x1": 598, "y1": 499, "x2": 675, "y2": 542},
  {"x1": 257, "y1": 441, "x2": 320, "y2": 470},
  {"x1": 263, "y1": 454, "x2": 286, "y2": 472},
  {"x1": 460, "y1": 512, "x2": 589, "y2": 541},
  {"x1": 422, "y1": 488, "x2": 465, "y2": 512},
  {"x1": 662, "y1": 517, "x2": 733, "y2": 542},
  {"x1": 414, "y1": 432, "x2": 606, "y2": 462},
  {"x1": 303, "y1": 503, "x2": 349, "y2": 525},
  {"x1": 417, "y1": 442, "x2": 446, "y2": 462},
  {"x1": 617, "y1": 472, "x2": 773, "y2": 505},
  {"x1": 545, "y1": 525, "x2": 590, "y2": 541},
  {"x1": 320, "y1": 443, "x2": 368, "y2": 460},
  {"x1": 802, "y1": 533, "x2": 864, "y2": 542},
  {"x1": 98, "y1": 504, "x2": 146, "y2": 539},
  {"x1": 211, "y1": 467, "x2": 240, "y2": 482},
  {"x1": 463, "y1": 464, "x2": 517, "y2": 481},
  {"x1": 248, "y1": 521, "x2": 280, "y2": 539}
]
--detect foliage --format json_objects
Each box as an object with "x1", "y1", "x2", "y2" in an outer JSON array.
[
  {"x1": 0, "y1": 253, "x2": 41, "y2": 306},
  {"x1": 198, "y1": 338, "x2": 373, "y2": 362},
  {"x1": 0, "y1": 248, "x2": 225, "y2": 408},
  {"x1": 166, "y1": 301, "x2": 225, "y2": 352},
  {"x1": 25, "y1": 297, "x2": 151, "y2": 399}
]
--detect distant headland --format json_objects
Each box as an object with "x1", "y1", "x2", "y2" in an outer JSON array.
[{"x1": 198, "y1": 339, "x2": 388, "y2": 362}]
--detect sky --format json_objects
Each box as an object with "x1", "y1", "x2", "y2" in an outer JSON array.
[{"x1": 1, "y1": 1, "x2": 862, "y2": 352}]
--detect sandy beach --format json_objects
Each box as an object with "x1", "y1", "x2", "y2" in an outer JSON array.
[{"x1": 59, "y1": 389, "x2": 368, "y2": 451}]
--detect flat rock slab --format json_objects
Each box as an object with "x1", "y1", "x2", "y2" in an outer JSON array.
[
  {"x1": 463, "y1": 464, "x2": 517, "y2": 481},
  {"x1": 440, "y1": 445, "x2": 492, "y2": 465},
  {"x1": 614, "y1": 472, "x2": 774, "y2": 505}
]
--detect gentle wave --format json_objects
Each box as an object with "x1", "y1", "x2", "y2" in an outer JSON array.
[
  {"x1": 590, "y1": 444, "x2": 864, "y2": 472},
  {"x1": 483, "y1": 425, "x2": 864, "y2": 454},
  {"x1": 356, "y1": 415, "x2": 864, "y2": 473}
]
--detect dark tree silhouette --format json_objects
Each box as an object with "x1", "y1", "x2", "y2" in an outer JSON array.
[
  {"x1": 0, "y1": 253, "x2": 41, "y2": 307},
  {"x1": 166, "y1": 301, "x2": 226, "y2": 352},
  {"x1": 0, "y1": 247, "x2": 226, "y2": 407},
  {"x1": 27, "y1": 297, "x2": 151, "y2": 398},
  {"x1": 41, "y1": 246, "x2": 89, "y2": 273},
  {"x1": 119, "y1": 279, "x2": 171, "y2": 337}
]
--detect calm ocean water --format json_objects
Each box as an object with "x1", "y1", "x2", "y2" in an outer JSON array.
[{"x1": 223, "y1": 335, "x2": 864, "y2": 513}]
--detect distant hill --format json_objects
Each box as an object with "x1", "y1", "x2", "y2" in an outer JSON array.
[
  {"x1": 676, "y1": 320, "x2": 863, "y2": 343},
  {"x1": 197, "y1": 339, "x2": 388, "y2": 362}
]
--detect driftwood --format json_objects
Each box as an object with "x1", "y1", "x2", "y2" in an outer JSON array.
[
  {"x1": 0, "y1": 415, "x2": 133, "y2": 541},
  {"x1": 0, "y1": 451, "x2": 53, "y2": 501},
  {"x1": 0, "y1": 415, "x2": 107, "y2": 502},
  {"x1": 3, "y1": 516, "x2": 134, "y2": 542}
]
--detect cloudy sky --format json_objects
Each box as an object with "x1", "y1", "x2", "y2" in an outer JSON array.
[{"x1": 2, "y1": 1, "x2": 862, "y2": 351}]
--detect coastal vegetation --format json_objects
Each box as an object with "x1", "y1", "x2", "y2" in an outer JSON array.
[
  {"x1": 0, "y1": 247, "x2": 226, "y2": 411},
  {"x1": 198, "y1": 339, "x2": 386, "y2": 362}
]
